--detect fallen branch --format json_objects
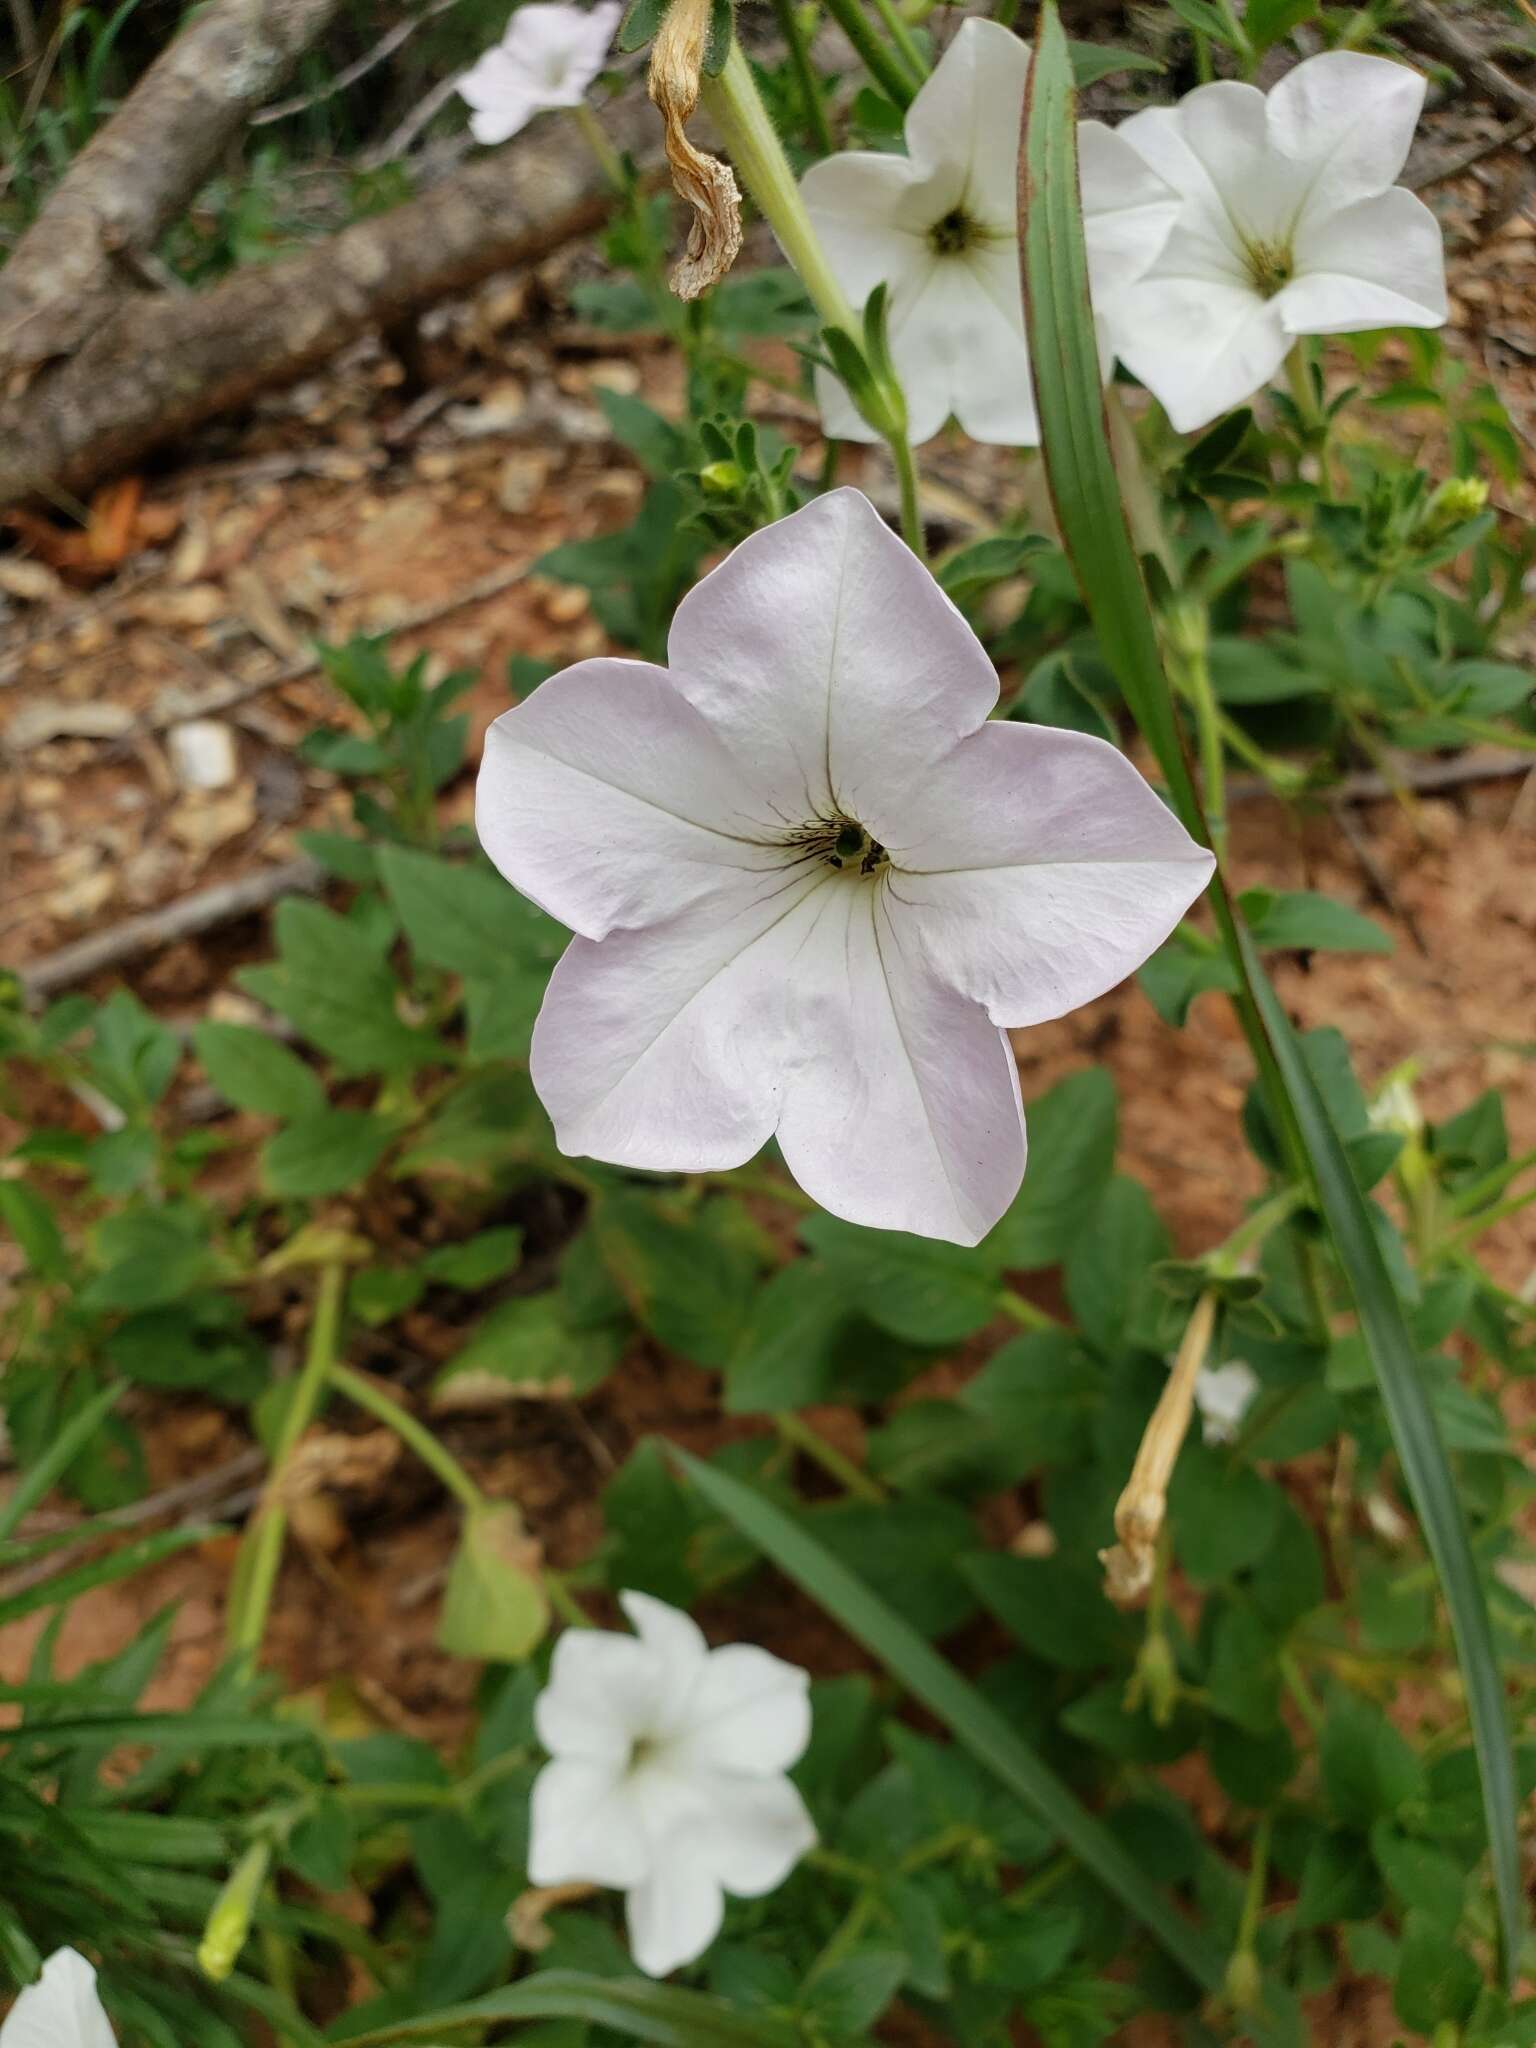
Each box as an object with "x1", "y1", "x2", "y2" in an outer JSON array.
[
  {"x1": 0, "y1": 102, "x2": 656, "y2": 510},
  {"x1": 1396, "y1": 0, "x2": 1536, "y2": 125},
  {"x1": 18, "y1": 857, "x2": 323, "y2": 1003},
  {"x1": 0, "y1": 0, "x2": 344, "y2": 384}
]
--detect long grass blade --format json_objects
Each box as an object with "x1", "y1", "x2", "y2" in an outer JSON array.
[
  {"x1": 1018, "y1": 0, "x2": 1521, "y2": 1978},
  {"x1": 338, "y1": 1970, "x2": 800, "y2": 2045},
  {"x1": 674, "y1": 1449, "x2": 1232, "y2": 1999}
]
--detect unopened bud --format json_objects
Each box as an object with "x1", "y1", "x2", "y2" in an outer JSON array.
[
  {"x1": 699, "y1": 460, "x2": 747, "y2": 495},
  {"x1": 1424, "y1": 474, "x2": 1488, "y2": 534},
  {"x1": 198, "y1": 1840, "x2": 271, "y2": 1983},
  {"x1": 1224, "y1": 1947, "x2": 1262, "y2": 2012}
]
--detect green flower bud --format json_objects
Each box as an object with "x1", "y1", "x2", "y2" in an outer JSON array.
[{"x1": 198, "y1": 1840, "x2": 272, "y2": 1983}]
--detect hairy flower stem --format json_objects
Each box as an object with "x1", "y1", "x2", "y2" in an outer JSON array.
[
  {"x1": 890, "y1": 426, "x2": 927, "y2": 562},
  {"x1": 702, "y1": 42, "x2": 858, "y2": 338},
  {"x1": 702, "y1": 41, "x2": 929, "y2": 553},
  {"x1": 998, "y1": 1286, "x2": 1064, "y2": 1332},
  {"x1": 1100, "y1": 1290, "x2": 1218, "y2": 1605},
  {"x1": 226, "y1": 1262, "x2": 346, "y2": 1664},
  {"x1": 769, "y1": 0, "x2": 834, "y2": 155}
]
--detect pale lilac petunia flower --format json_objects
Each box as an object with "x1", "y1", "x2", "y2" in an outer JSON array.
[
  {"x1": 1100, "y1": 50, "x2": 1447, "y2": 433},
  {"x1": 0, "y1": 1950, "x2": 117, "y2": 2048},
  {"x1": 477, "y1": 489, "x2": 1215, "y2": 1245},
  {"x1": 457, "y1": 1, "x2": 622, "y2": 147},
  {"x1": 799, "y1": 17, "x2": 1180, "y2": 447},
  {"x1": 528, "y1": 1592, "x2": 816, "y2": 1977}
]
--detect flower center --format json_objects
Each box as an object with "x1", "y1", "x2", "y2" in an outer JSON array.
[
  {"x1": 777, "y1": 814, "x2": 889, "y2": 877},
  {"x1": 1244, "y1": 238, "x2": 1294, "y2": 299},
  {"x1": 928, "y1": 207, "x2": 978, "y2": 257}
]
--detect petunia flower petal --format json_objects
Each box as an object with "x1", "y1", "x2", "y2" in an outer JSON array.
[
  {"x1": 477, "y1": 659, "x2": 780, "y2": 940},
  {"x1": 0, "y1": 1950, "x2": 116, "y2": 2048},
  {"x1": 535, "y1": 1625, "x2": 679, "y2": 1760},
  {"x1": 694, "y1": 1774, "x2": 819, "y2": 1895},
  {"x1": 528, "y1": 871, "x2": 825, "y2": 1173},
  {"x1": 902, "y1": 17, "x2": 1029, "y2": 225},
  {"x1": 527, "y1": 1758, "x2": 652, "y2": 1887},
  {"x1": 666, "y1": 490, "x2": 998, "y2": 822},
  {"x1": 1079, "y1": 120, "x2": 1185, "y2": 305},
  {"x1": 1283, "y1": 185, "x2": 1447, "y2": 331},
  {"x1": 678, "y1": 1643, "x2": 813, "y2": 1773},
  {"x1": 1108, "y1": 273, "x2": 1289, "y2": 433},
  {"x1": 772, "y1": 881, "x2": 1027, "y2": 1245},
  {"x1": 876, "y1": 722, "x2": 1215, "y2": 1028},
  {"x1": 891, "y1": 247, "x2": 1037, "y2": 448},
  {"x1": 1268, "y1": 49, "x2": 1425, "y2": 213},
  {"x1": 625, "y1": 1841, "x2": 726, "y2": 1977}
]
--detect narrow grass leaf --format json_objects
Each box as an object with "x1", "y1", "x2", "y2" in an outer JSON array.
[
  {"x1": 673, "y1": 1449, "x2": 1229, "y2": 1999},
  {"x1": 1018, "y1": 0, "x2": 1521, "y2": 1979},
  {"x1": 339, "y1": 1970, "x2": 800, "y2": 2045}
]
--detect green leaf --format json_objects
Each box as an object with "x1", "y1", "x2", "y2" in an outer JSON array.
[
  {"x1": 1068, "y1": 37, "x2": 1164, "y2": 84},
  {"x1": 1393, "y1": 1913, "x2": 1482, "y2": 2033},
  {"x1": 802, "y1": 1949, "x2": 907, "y2": 2034},
  {"x1": 1243, "y1": 0, "x2": 1317, "y2": 52},
  {"x1": 1294, "y1": 1828, "x2": 1383, "y2": 1929},
  {"x1": 672, "y1": 1451, "x2": 1232, "y2": 2003},
  {"x1": 987, "y1": 1068, "x2": 1117, "y2": 1268},
  {"x1": 0, "y1": 1526, "x2": 221, "y2": 1628},
  {"x1": 1020, "y1": 1, "x2": 1522, "y2": 1974},
  {"x1": 595, "y1": 1196, "x2": 756, "y2": 1367},
  {"x1": 963, "y1": 1552, "x2": 1133, "y2": 1669},
  {"x1": 378, "y1": 845, "x2": 565, "y2": 981},
  {"x1": 238, "y1": 900, "x2": 440, "y2": 1075},
  {"x1": 431, "y1": 1292, "x2": 624, "y2": 1407},
  {"x1": 959, "y1": 1330, "x2": 1100, "y2": 1467},
  {"x1": 421, "y1": 1228, "x2": 523, "y2": 1289},
  {"x1": 1241, "y1": 888, "x2": 1393, "y2": 957},
  {"x1": 262, "y1": 1110, "x2": 394, "y2": 1198},
  {"x1": 0, "y1": 1182, "x2": 66, "y2": 1280},
  {"x1": 340, "y1": 1970, "x2": 800, "y2": 2045},
  {"x1": 0, "y1": 1381, "x2": 123, "y2": 1547},
  {"x1": 192, "y1": 1022, "x2": 324, "y2": 1120},
  {"x1": 1063, "y1": 1175, "x2": 1168, "y2": 1357},
  {"x1": 725, "y1": 1260, "x2": 853, "y2": 1413},
  {"x1": 798, "y1": 1214, "x2": 997, "y2": 1344},
  {"x1": 1320, "y1": 1690, "x2": 1425, "y2": 1828},
  {"x1": 437, "y1": 1503, "x2": 549, "y2": 1662}
]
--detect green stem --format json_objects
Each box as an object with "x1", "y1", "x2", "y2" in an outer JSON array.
[
  {"x1": 997, "y1": 1286, "x2": 1064, "y2": 1332},
  {"x1": 571, "y1": 102, "x2": 627, "y2": 191},
  {"x1": 702, "y1": 42, "x2": 859, "y2": 337},
  {"x1": 865, "y1": 0, "x2": 928, "y2": 86},
  {"x1": 1236, "y1": 1814, "x2": 1271, "y2": 1953},
  {"x1": 888, "y1": 426, "x2": 926, "y2": 562},
  {"x1": 1176, "y1": 626, "x2": 1228, "y2": 861},
  {"x1": 775, "y1": 1411, "x2": 887, "y2": 1504},
  {"x1": 226, "y1": 1264, "x2": 346, "y2": 1664},
  {"x1": 1277, "y1": 1648, "x2": 1325, "y2": 1739},
  {"x1": 545, "y1": 1573, "x2": 593, "y2": 1630},
  {"x1": 816, "y1": 0, "x2": 918, "y2": 106},
  {"x1": 1444, "y1": 1181, "x2": 1536, "y2": 1255},
  {"x1": 1450, "y1": 1147, "x2": 1536, "y2": 1221},
  {"x1": 1211, "y1": 1182, "x2": 1308, "y2": 1273},
  {"x1": 329, "y1": 1363, "x2": 483, "y2": 1514},
  {"x1": 770, "y1": 0, "x2": 834, "y2": 154}
]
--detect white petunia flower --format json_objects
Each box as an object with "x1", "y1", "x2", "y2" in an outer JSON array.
[
  {"x1": 457, "y1": 1, "x2": 622, "y2": 146},
  {"x1": 528, "y1": 1591, "x2": 816, "y2": 1977},
  {"x1": 1193, "y1": 1361, "x2": 1260, "y2": 1446},
  {"x1": 476, "y1": 489, "x2": 1214, "y2": 1244},
  {"x1": 798, "y1": 17, "x2": 1180, "y2": 447},
  {"x1": 1101, "y1": 50, "x2": 1447, "y2": 433},
  {"x1": 0, "y1": 1949, "x2": 117, "y2": 2048}
]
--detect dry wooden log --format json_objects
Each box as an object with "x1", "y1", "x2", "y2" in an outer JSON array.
[
  {"x1": 0, "y1": 106, "x2": 658, "y2": 510},
  {"x1": 0, "y1": 0, "x2": 344, "y2": 383}
]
